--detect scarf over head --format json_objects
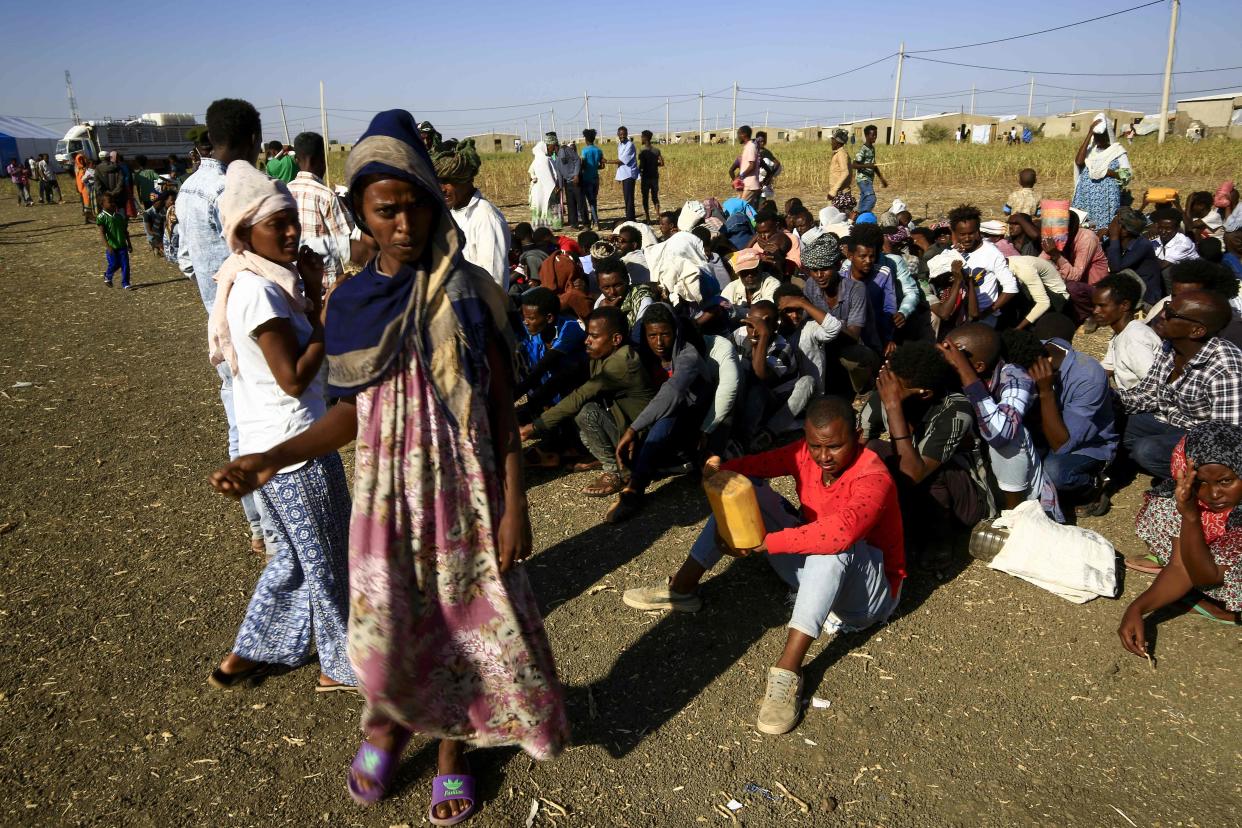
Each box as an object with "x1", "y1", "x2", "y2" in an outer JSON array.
[
  {"x1": 802, "y1": 234, "x2": 843, "y2": 270},
  {"x1": 677, "y1": 199, "x2": 707, "y2": 232},
  {"x1": 432, "y1": 137, "x2": 481, "y2": 185},
  {"x1": 1162, "y1": 422, "x2": 1242, "y2": 538},
  {"x1": 1083, "y1": 114, "x2": 1128, "y2": 180},
  {"x1": 1116, "y1": 206, "x2": 1146, "y2": 236},
  {"x1": 326, "y1": 110, "x2": 512, "y2": 424},
  {"x1": 207, "y1": 160, "x2": 305, "y2": 376}
]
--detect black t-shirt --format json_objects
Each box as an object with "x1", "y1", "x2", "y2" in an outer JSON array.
[{"x1": 638, "y1": 147, "x2": 661, "y2": 179}]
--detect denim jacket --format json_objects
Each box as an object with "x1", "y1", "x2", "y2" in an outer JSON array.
[{"x1": 175, "y1": 158, "x2": 229, "y2": 310}]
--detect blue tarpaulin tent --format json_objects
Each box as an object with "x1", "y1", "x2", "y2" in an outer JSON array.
[{"x1": 0, "y1": 116, "x2": 64, "y2": 171}]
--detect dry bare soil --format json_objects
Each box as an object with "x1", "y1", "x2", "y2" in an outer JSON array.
[{"x1": 0, "y1": 191, "x2": 1239, "y2": 828}]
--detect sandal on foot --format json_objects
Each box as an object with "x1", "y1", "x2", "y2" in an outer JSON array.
[
  {"x1": 583, "y1": 471, "x2": 623, "y2": 498},
  {"x1": 207, "y1": 662, "x2": 269, "y2": 689},
  {"x1": 428, "y1": 773, "x2": 478, "y2": 826},
  {"x1": 1184, "y1": 599, "x2": 1240, "y2": 625},
  {"x1": 315, "y1": 680, "x2": 358, "y2": 694},
  {"x1": 346, "y1": 731, "x2": 412, "y2": 805},
  {"x1": 572, "y1": 458, "x2": 603, "y2": 473},
  {"x1": 1124, "y1": 554, "x2": 1163, "y2": 575},
  {"x1": 605, "y1": 491, "x2": 644, "y2": 524}
]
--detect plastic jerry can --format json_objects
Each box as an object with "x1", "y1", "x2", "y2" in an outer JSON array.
[
  {"x1": 702, "y1": 470, "x2": 766, "y2": 550},
  {"x1": 1146, "y1": 187, "x2": 1178, "y2": 204}
]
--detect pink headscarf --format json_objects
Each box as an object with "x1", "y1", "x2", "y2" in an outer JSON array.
[{"x1": 207, "y1": 161, "x2": 307, "y2": 375}]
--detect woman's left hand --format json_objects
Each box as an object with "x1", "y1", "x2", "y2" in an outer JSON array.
[
  {"x1": 497, "y1": 499, "x2": 533, "y2": 574},
  {"x1": 1173, "y1": 460, "x2": 1200, "y2": 519}
]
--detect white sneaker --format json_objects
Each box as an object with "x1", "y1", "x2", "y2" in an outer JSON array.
[
  {"x1": 622, "y1": 581, "x2": 702, "y2": 613},
  {"x1": 756, "y1": 667, "x2": 802, "y2": 735}
]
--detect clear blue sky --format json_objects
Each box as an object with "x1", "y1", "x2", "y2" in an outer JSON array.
[{"x1": 3, "y1": 0, "x2": 1240, "y2": 142}]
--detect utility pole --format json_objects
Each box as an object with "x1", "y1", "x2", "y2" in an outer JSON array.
[
  {"x1": 278, "y1": 98, "x2": 291, "y2": 145},
  {"x1": 523, "y1": 119, "x2": 528, "y2": 142},
  {"x1": 64, "y1": 70, "x2": 80, "y2": 126},
  {"x1": 538, "y1": 113, "x2": 543, "y2": 137},
  {"x1": 888, "y1": 42, "x2": 905, "y2": 145},
  {"x1": 665, "y1": 98, "x2": 670, "y2": 144},
  {"x1": 1027, "y1": 76, "x2": 1035, "y2": 118},
  {"x1": 731, "y1": 81, "x2": 738, "y2": 143},
  {"x1": 1158, "y1": 0, "x2": 1180, "y2": 144},
  {"x1": 901, "y1": 99, "x2": 907, "y2": 120},
  {"x1": 618, "y1": 107, "x2": 622, "y2": 130},
  {"x1": 698, "y1": 91, "x2": 704, "y2": 146},
  {"x1": 584, "y1": 91, "x2": 591, "y2": 133},
  {"x1": 970, "y1": 84, "x2": 976, "y2": 115},
  {"x1": 765, "y1": 110, "x2": 769, "y2": 128},
  {"x1": 319, "y1": 81, "x2": 330, "y2": 187},
  {"x1": 551, "y1": 108, "x2": 557, "y2": 135},
  {"x1": 1072, "y1": 96, "x2": 1077, "y2": 112}
]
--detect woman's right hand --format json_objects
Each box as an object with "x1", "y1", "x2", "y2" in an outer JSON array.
[
  {"x1": 1117, "y1": 603, "x2": 1149, "y2": 658},
  {"x1": 1173, "y1": 460, "x2": 1200, "y2": 519},
  {"x1": 209, "y1": 453, "x2": 278, "y2": 499}
]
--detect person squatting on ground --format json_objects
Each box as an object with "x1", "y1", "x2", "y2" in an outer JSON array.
[{"x1": 623, "y1": 395, "x2": 904, "y2": 735}]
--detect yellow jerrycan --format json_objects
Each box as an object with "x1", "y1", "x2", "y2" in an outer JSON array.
[{"x1": 702, "y1": 470, "x2": 766, "y2": 551}]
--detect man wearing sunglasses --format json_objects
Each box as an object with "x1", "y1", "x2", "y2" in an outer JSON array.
[{"x1": 1117, "y1": 289, "x2": 1242, "y2": 479}]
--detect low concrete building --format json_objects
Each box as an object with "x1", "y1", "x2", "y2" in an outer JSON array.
[
  {"x1": 899, "y1": 113, "x2": 1005, "y2": 145},
  {"x1": 792, "y1": 126, "x2": 832, "y2": 142},
  {"x1": 1174, "y1": 92, "x2": 1242, "y2": 138},
  {"x1": 463, "y1": 132, "x2": 522, "y2": 154},
  {"x1": 1040, "y1": 109, "x2": 1143, "y2": 139}
]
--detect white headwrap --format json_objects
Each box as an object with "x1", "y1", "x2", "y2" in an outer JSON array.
[
  {"x1": 677, "y1": 199, "x2": 707, "y2": 232},
  {"x1": 1083, "y1": 113, "x2": 1128, "y2": 180},
  {"x1": 888, "y1": 198, "x2": 907, "y2": 215}
]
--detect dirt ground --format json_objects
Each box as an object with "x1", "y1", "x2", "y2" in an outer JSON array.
[{"x1": 1, "y1": 189, "x2": 1240, "y2": 828}]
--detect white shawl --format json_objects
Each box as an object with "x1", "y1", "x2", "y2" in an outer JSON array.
[{"x1": 1081, "y1": 114, "x2": 1129, "y2": 181}]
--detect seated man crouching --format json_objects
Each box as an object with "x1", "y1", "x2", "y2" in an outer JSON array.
[{"x1": 622, "y1": 395, "x2": 905, "y2": 735}]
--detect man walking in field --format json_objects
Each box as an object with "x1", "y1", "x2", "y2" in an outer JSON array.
[{"x1": 853, "y1": 125, "x2": 888, "y2": 215}]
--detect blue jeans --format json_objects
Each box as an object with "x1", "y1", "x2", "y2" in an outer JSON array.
[
  {"x1": 581, "y1": 179, "x2": 600, "y2": 225},
  {"x1": 1122, "y1": 412, "x2": 1184, "y2": 480},
  {"x1": 856, "y1": 178, "x2": 876, "y2": 214},
  {"x1": 690, "y1": 483, "x2": 898, "y2": 637},
  {"x1": 104, "y1": 248, "x2": 130, "y2": 287},
  {"x1": 1041, "y1": 451, "x2": 1106, "y2": 498}
]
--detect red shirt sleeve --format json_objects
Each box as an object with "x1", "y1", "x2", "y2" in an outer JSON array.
[
  {"x1": 765, "y1": 467, "x2": 893, "y2": 555},
  {"x1": 721, "y1": 441, "x2": 800, "y2": 481}
]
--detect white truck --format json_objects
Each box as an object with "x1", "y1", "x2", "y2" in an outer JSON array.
[{"x1": 55, "y1": 113, "x2": 202, "y2": 169}]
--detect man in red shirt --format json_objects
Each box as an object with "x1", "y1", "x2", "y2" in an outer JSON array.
[{"x1": 623, "y1": 396, "x2": 905, "y2": 735}]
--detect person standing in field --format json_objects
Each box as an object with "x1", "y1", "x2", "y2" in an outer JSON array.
[
  {"x1": 264, "y1": 141, "x2": 298, "y2": 183},
  {"x1": 209, "y1": 109, "x2": 568, "y2": 825},
  {"x1": 9, "y1": 156, "x2": 34, "y2": 207},
  {"x1": 580, "y1": 128, "x2": 604, "y2": 229},
  {"x1": 37, "y1": 154, "x2": 62, "y2": 204},
  {"x1": 288, "y1": 131, "x2": 353, "y2": 289},
  {"x1": 736, "y1": 125, "x2": 762, "y2": 208},
  {"x1": 827, "y1": 129, "x2": 856, "y2": 214},
  {"x1": 435, "y1": 138, "x2": 512, "y2": 290},
  {"x1": 179, "y1": 97, "x2": 272, "y2": 557},
  {"x1": 637, "y1": 130, "x2": 663, "y2": 222},
  {"x1": 528, "y1": 134, "x2": 563, "y2": 230},
  {"x1": 96, "y1": 191, "x2": 133, "y2": 289},
  {"x1": 610, "y1": 125, "x2": 639, "y2": 223},
  {"x1": 853, "y1": 125, "x2": 888, "y2": 216},
  {"x1": 132, "y1": 155, "x2": 159, "y2": 208}
]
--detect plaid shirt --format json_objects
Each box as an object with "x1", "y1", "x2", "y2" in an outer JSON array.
[
  {"x1": 962, "y1": 361, "x2": 1033, "y2": 449},
  {"x1": 287, "y1": 172, "x2": 352, "y2": 285},
  {"x1": 1118, "y1": 337, "x2": 1242, "y2": 428}
]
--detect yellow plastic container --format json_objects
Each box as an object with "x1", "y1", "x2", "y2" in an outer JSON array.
[
  {"x1": 1146, "y1": 187, "x2": 1178, "y2": 204},
  {"x1": 703, "y1": 471, "x2": 766, "y2": 551}
]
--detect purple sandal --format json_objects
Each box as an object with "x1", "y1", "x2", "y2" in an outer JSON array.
[
  {"x1": 428, "y1": 773, "x2": 477, "y2": 826},
  {"x1": 346, "y1": 731, "x2": 412, "y2": 805}
]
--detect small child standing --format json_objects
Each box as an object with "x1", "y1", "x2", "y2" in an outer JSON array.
[
  {"x1": 163, "y1": 190, "x2": 181, "y2": 264},
  {"x1": 1004, "y1": 168, "x2": 1041, "y2": 218},
  {"x1": 96, "y1": 192, "x2": 133, "y2": 289},
  {"x1": 142, "y1": 192, "x2": 167, "y2": 258}
]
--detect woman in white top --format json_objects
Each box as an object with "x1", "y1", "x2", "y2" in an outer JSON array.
[
  {"x1": 527, "y1": 139, "x2": 562, "y2": 230},
  {"x1": 205, "y1": 161, "x2": 355, "y2": 692}
]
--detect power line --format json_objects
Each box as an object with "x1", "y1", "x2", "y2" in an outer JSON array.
[
  {"x1": 907, "y1": 0, "x2": 1164, "y2": 54},
  {"x1": 744, "y1": 53, "x2": 897, "y2": 92},
  {"x1": 906, "y1": 55, "x2": 1242, "y2": 77}
]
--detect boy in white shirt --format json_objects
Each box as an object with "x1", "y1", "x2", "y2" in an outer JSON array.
[
  {"x1": 949, "y1": 204, "x2": 1019, "y2": 326},
  {"x1": 1091, "y1": 275, "x2": 1162, "y2": 390}
]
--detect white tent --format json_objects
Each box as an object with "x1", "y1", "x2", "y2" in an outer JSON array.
[{"x1": 0, "y1": 116, "x2": 64, "y2": 171}]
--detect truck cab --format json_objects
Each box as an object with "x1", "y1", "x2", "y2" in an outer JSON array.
[{"x1": 55, "y1": 125, "x2": 99, "y2": 166}]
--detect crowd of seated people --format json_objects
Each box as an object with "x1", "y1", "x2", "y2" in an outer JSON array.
[{"x1": 491, "y1": 173, "x2": 1242, "y2": 733}]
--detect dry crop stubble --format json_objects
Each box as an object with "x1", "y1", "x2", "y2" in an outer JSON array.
[{"x1": 327, "y1": 136, "x2": 1242, "y2": 222}]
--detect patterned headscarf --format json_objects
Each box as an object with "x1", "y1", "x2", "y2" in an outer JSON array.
[
  {"x1": 1116, "y1": 206, "x2": 1146, "y2": 236},
  {"x1": 432, "y1": 138, "x2": 481, "y2": 185},
  {"x1": 1167, "y1": 422, "x2": 1242, "y2": 533},
  {"x1": 328, "y1": 110, "x2": 512, "y2": 419},
  {"x1": 802, "y1": 234, "x2": 843, "y2": 270}
]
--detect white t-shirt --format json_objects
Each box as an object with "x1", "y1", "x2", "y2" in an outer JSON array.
[
  {"x1": 1101, "y1": 318, "x2": 1163, "y2": 391},
  {"x1": 226, "y1": 271, "x2": 326, "y2": 470},
  {"x1": 965, "y1": 242, "x2": 1019, "y2": 312}
]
